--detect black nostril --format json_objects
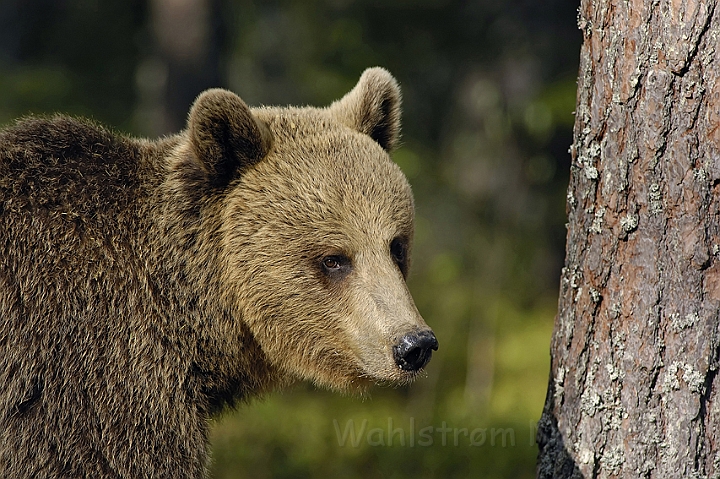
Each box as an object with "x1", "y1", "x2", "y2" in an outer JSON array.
[{"x1": 393, "y1": 330, "x2": 439, "y2": 372}]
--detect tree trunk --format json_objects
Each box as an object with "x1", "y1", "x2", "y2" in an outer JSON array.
[
  {"x1": 537, "y1": 1, "x2": 720, "y2": 477},
  {"x1": 134, "y1": 0, "x2": 225, "y2": 136}
]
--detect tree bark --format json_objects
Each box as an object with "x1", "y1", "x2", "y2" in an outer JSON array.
[{"x1": 537, "y1": 0, "x2": 720, "y2": 477}]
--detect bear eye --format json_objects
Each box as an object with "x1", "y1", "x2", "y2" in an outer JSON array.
[
  {"x1": 322, "y1": 256, "x2": 342, "y2": 270},
  {"x1": 319, "y1": 254, "x2": 351, "y2": 280},
  {"x1": 390, "y1": 237, "x2": 408, "y2": 275}
]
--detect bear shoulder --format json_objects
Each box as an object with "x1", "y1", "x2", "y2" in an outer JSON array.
[
  {"x1": 1, "y1": 115, "x2": 133, "y2": 167},
  {"x1": 0, "y1": 115, "x2": 177, "y2": 214}
]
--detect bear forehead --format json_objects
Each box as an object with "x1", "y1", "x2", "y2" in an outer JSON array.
[
  {"x1": 233, "y1": 107, "x2": 414, "y2": 238},
  {"x1": 254, "y1": 106, "x2": 388, "y2": 158},
  {"x1": 253, "y1": 106, "x2": 333, "y2": 135},
  {"x1": 252, "y1": 106, "x2": 411, "y2": 197}
]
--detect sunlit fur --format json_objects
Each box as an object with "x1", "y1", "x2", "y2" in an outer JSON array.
[{"x1": 0, "y1": 68, "x2": 431, "y2": 478}]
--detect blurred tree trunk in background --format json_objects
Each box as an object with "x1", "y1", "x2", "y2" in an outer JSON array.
[
  {"x1": 538, "y1": 0, "x2": 720, "y2": 477},
  {"x1": 135, "y1": 0, "x2": 225, "y2": 135}
]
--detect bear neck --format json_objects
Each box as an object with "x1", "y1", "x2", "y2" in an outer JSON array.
[{"x1": 144, "y1": 136, "x2": 284, "y2": 414}]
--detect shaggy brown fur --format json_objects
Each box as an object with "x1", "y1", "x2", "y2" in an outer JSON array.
[{"x1": 0, "y1": 68, "x2": 435, "y2": 478}]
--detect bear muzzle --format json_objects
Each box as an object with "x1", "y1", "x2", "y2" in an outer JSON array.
[{"x1": 392, "y1": 329, "x2": 438, "y2": 372}]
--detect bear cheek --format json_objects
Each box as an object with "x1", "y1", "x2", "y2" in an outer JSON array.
[{"x1": 235, "y1": 286, "x2": 362, "y2": 388}]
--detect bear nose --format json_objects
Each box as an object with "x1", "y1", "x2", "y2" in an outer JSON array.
[{"x1": 393, "y1": 330, "x2": 439, "y2": 372}]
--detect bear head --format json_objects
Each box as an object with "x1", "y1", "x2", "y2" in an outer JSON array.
[{"x1": 181, "y1": 68, "x2": 437, "y2": 393}]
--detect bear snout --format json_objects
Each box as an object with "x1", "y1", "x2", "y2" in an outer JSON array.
[{"x1": 392, "y1": 330, "x2": 439, "y2": 372}]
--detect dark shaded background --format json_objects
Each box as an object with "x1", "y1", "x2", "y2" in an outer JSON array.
[{"x1": 0, "y1": 1, "x2": 581, "y2": 477}]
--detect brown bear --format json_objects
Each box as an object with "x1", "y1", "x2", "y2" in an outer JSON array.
[{"x1": 0, "y1": 67, "x2": 437, "y2": 478}]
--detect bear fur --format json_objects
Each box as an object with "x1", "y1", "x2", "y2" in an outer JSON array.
[{"x1": 0, "y1": 68, "x2": 436, "y2": 478}]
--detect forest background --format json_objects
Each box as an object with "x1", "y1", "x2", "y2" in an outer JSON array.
[{"x1": 0, "y1": 1, "x2": 581, "y2": 477}]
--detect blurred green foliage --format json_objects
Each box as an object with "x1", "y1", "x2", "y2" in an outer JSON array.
[
  {"x1": 210, "y1": 298, "x2": 555, "y2": 478},
  {"x1": 0, "y1": 0, "x2": 580, "y2": 476}
]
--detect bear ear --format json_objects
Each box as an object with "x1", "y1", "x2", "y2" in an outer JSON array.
[
  {"x1": 328, "y1": 67, "x2": 402, "y2": 151},
  {"x1": 187, "y1": 88, "x2": 272, "y2": 187}
]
